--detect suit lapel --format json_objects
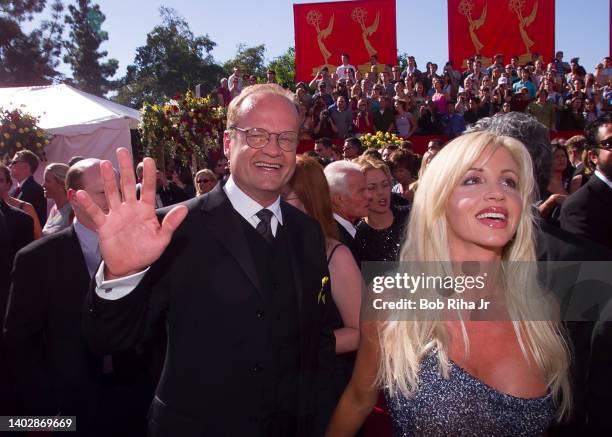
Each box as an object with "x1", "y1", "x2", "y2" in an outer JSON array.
[
  {"x1": 588, "y1": 175, "x2": 612, "y2": 204},
  {"x1": 281, "y1": 202, "x2": 304, "y2": 314},
  {"x1": 63, "y1": 226, "x2": 91, "y2": 287},
  {"x1": 200, "y1": 185, "x2": 262, "y2": 294}
]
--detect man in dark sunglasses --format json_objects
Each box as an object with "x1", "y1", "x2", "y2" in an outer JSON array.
[{"x1": 560, "y1": 117, "x2": 612, "y2": 252}]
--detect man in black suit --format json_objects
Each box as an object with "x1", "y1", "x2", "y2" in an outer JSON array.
[
  {"x1": 9, "y1": 149, "x2": 47, "y2": 225},
  {"x1": 560, "y1": 120, "x2": 612, "y2": 251},
  {"x1": 324, "y1": 160, "x2": 372, "y2": 266},
  {"x1": 78, "y1": 85, "x2": 335, "y2": 436},
  {"x1": 0, "y1": 164, "x2": 34, "y2": 326},
  {"x1": 4, "y1": 158, "x2": 154, "y2": 436}
]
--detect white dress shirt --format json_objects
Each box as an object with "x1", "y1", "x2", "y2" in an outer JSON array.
[
  {"x1": 94, "y1": 175, "x2": 283, "y2": 300},
  {"x1": 73, "y1": 219, "x2": 101, "y2": 278},
  {"x1": 333, "y1": 212, "x2": 356, "y2": 238}
]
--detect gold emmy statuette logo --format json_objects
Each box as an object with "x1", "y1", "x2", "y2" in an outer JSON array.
[
  {"x1": 509, "y1": 0, "x2": 538, "y2": 59},
  {"x1": 307, "y1": 10, "x2": 335, "y2": 76},
  {"x1": 351, "y1": 7, "x2": 380, "y2": 59},
  {"x1": 458, "y1": 0, "x2": 487, "y2": 54}
]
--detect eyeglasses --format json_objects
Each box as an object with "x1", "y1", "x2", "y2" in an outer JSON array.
[
  {"x1": 597, "y1": 138, "x2": 612, "y2": 150},
  {"x1": 196, "y1": 178, "x2": 213, "y2": 184},
  {"x1": 229, "y1": 126, "x2": 298, "y2": 152}
]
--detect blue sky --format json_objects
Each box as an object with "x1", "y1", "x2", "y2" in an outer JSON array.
[{"x1": 26, "y1": 0, "x2": 611, "y2": 79}]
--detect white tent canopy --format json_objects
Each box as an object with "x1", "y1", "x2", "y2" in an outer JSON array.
[{"x1": 0, "y1": 84, "x2": 140, "y2": 181}]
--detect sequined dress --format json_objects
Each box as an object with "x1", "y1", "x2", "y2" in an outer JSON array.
[
  {"x1": 356, "y1": 207, "x2": 409, "y2": 262},
  {"x1": 385, "y1": 352, "x2": 555, "y2": 437}
]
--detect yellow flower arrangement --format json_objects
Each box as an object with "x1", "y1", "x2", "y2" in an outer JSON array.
[
  {"x1": 360, "y1": 131, "x2": 403, "y2": 149},
  {"x1": 0, "y1": 107, "x2": 50, "y2": 160}
]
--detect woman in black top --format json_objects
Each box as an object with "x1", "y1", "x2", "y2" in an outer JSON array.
[{"x1": 354, "y1": 156, "x2": 409, "y2": 262}]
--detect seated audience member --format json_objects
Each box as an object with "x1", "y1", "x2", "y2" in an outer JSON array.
[
  {"x1": 381, "y1": 144, "x2": 399, "y2": 163},
  {"x1": 313, "y1": 81, "x2": 334, "y2": 107},
  {"x1": 442, "y1": 100, "x2": 466, "y2": 138},
  {"x1": 389, "y1": 149, "x2": 420, "y2": 203},
  {"x1": 0, "y1": 164, "x2": 42, "y2": 239},
  {"x1": 374, "y1": 96, "x2": 395, "y2": 133},
  {"x1": 462, "y1": 96, "x2": 481, "y2": 125},
  {"x1": 324, "y1": 160, "x2": 373, "y2": 265},
  {"x1": 353, "y1": 98, "x2": 374, "y2": 135},
  {"x1": 342, "y1": 137, "x2": 362, "y2": 161},
  {"x1": 354, "y1": 156, "x2": 409, "y2": 262},
  {"x1": 295, "y1": 83, "x2": 312, "y2": 109},
  {"x1": 314, "y1": 137, "x2": 335, "y2": 165},
  {"x1": 41, "y1": 163, "x2": 72, "y2": 236},
  {"x1": 559, "y1": 97, "x2": 586, "y2": 131},
  {"x1": 394, "y1": 99, "x2": 416, "y2": 138},
  {"x1": 310, "y1": 66, "x2": 335, "y2": 93},
  {"x1": 511, "y1": 87, "x2": 533, "y2": 113},
  {"x1": 512, "y1": 68, "x2": 537, "y2": 98},
  {"x1": 4, "y1": 158, "x2": 155, "y2": 437},
  {"x1": 283, "y1": 155, "x2": 361, "y2": 414},
  {"x1": 194, "y1": 169, "x2": 217, "y2": 196},
  {"x1": 314, "y1": 105, "x2": 337, "y2": 140},
  {"x1": 330, "y1": 95, "x2": 353, "y2": 139},
  {"x1": 417, "y1": 101, "x2": 444, "y2": 134},
  {"x1": 526, "y1": 90, "x2": 556, "y2": 130},
  {"x1": 336, "y1": 53, "x2": 356, "y2": 82},
  {"x1": 8, "y1": 149, "x2": 46, "y2": 225}
]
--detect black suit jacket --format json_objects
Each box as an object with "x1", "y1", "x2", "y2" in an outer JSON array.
[
  {"x1": 536, "y1": 221, "x2": 612, "y2": 436},
  {"x1": 4, "y1": 226, "x2": 153, "y2": 436},
  {"x1": 17, "y1": 175, "x2": 46, "y2": 226},
  {"x1": 0, "y1": 200, "x2": 33, "y2": 271},
  {"x1": 83, "y1": 184, "x2": 335, "y2": 437},
  {"x1": 560, "y1": 175, "x2": 612, "y2": 251},
  {"x1": 335, "y1": 219, "x2": 361, "y2": 268}
]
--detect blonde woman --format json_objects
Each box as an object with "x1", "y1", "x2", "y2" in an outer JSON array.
[
  {"x1": 327, "y1": 131, "x2": 570, "y2": 436},
  {"x1": 193, "y1": 169, "x2": 217, "y2": 195},
  {"x1": 41, "y1": 163, "x2": 72, "y2": 236}
]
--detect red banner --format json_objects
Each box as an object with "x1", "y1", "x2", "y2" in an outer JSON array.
[
  {"x1": 294, "y1": 0, "x2": 397, "y2": 82},
  {"x1": 448, "y1": 0, "x2": 555, "y2": 69}
]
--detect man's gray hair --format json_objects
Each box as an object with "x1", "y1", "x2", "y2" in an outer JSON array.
[
  {"x1": 324, "y1": 160, "x2": 362, "y2": 196},
  {"x1": 466, "y1": 112, "x2": 552, "y2": 199}
]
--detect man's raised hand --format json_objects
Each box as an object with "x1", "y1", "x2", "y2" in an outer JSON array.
[{"x1": 75, "y1": 148, "x2": 188, "y2": 279}]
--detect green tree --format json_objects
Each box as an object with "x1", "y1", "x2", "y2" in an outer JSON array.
[
  {"x1": 223, "y1": 43, "x2": 266, "y2": 79},
  {"x1": 267, "y1": 46, "x2": 295, "y2": 89},
  {"x1": 0, "y1": 0, "x2": 65, "y2": 86},
  {"x1": 114, "y1": 7, "x2": 223, "y2": 108},
  {"x1": 63, "y1": 0, "x2": 118, "y2": 96},
  {"x1": 397, "y1": 52, "x2": 408, "y2": 70}
]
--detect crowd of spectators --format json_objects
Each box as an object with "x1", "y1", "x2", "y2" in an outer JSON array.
[{"x1": 215, "y1": 51, "x2": 612, "y2": 141}]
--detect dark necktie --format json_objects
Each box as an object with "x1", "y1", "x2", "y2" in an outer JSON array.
[
  {"x1": 256, "y1": 209, "x2": 274, "y2": 243},
  {"x1": 13, "y1": 185, "x2": 21, "y2": 197}
]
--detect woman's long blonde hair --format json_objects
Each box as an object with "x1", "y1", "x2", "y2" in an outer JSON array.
[{"x1": 376, "y1": 131, "x2": 571, "y2": 418}]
